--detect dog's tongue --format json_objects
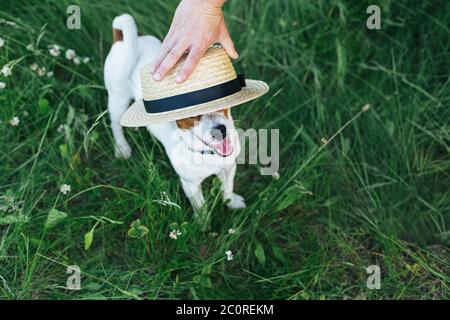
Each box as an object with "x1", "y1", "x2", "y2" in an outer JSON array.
[{"x1": 212, "y1": 137, "x2": 233, "y2": 157}]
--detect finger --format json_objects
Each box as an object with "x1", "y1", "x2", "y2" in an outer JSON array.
[
  {"x1": 149, "y1": 36, "x2": 176, "y2": 74},
  {"x1": 220, "y1": 28, "x2": 238, "y2": 59},
  {"x1": 176, "y1": 45, "x2": 206, "y2": 83},
  {"x1": 154, "y1": 42, "x2": 188, "y2": 81},
  {"x1": 150, "y1": 45, "x2": 170, "y2": 75}
]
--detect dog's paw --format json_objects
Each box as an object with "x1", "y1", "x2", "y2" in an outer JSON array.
[
  {"x1": 226, "y1": 193, "x2": 246, "y2": 210},
  {"x1": 114, "y1": 143, "x2": 132, "y2": 159}
]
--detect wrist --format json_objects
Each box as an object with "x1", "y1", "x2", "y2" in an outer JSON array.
[
  {"x1": 185, "y1": 0, "x2": 225, "y2": 10},
  {"x1": 206, "y1": 0, "x2": 226, "y2": 8}
]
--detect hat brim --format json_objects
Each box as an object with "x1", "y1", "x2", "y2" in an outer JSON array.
[{"x1": 120, "y1": 79, "x2": 269, "y2": 127}]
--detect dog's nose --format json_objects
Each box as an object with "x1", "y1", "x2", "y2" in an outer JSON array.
[
  {"x1": 212, "y1": 124, "x2": 227, "y2": 140},
  {"x1": 216, "y1": 124, "x2": 227, "y2": 139}
]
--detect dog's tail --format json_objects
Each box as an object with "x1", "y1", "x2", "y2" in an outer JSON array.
[{"x1": 111, "y1": 14, "x2": 139, "y2": 77}]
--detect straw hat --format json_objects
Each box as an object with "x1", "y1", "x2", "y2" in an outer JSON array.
[{"x1": 120, "y1": 45, "x2": 269, "y2": 127}]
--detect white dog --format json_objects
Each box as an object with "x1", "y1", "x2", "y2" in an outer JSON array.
[{"x1": 104, "y1": 14, "x2": 245, "y2": 211}]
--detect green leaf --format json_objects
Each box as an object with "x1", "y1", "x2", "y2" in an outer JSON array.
[
  {"x1": 386, "y1": 120, "x2": 395, "y2": 137},
  {"x1": 180, "y1": 221, "x2": 189, "y2": 234},
  {"x1": 127, "y1": 219, "x2": 149, "y2": 239},
  {"x1": 98, "y1": 216, "x2": 123, "y2": 225},
  {"x1": 201, "y1": 264, "x2": 212, "y2": 275},
  {"x1": 89, "y1": 130, "x2": 99, "y2": 144},
  {"x1": 67, "y1": 105, "x2": 75, "y2": 125},
  {"x1": 38, "y1": 98, "x2": 49, "y2": 115},
  {"x1": 254, "y1": 242, "x2": 266, "y2": 266},
  {"x1": 84, "y1": 228, "x2": 94, "y2": 250},
  {"x1": 130, "y1": 219, "x2": 141, "y2": 228},
  {"x1": 127, "y1": 226, "x2": 149, "y2": 238},
  {"x1": 45, "y1": 208, "x2": 67, "y2": 229},
  {"x1": 84, "y1": 282, "x2": 102, "y2": 291},
  {"x1": 168, "y1": 222, "x2": 178, "y2": 230},
  {"x1": 323, "y1": 196, "x2": 339, "y2": 207},
  {"x1": 272, "y1": 246, "x2": 286, "y2": 263},
  {"x1": 81, "y1": 293, "x2": 107, "y2": 300},
  {"x1": 0, "y1": 214, "x2": 30, "y2": 225},
  {"x1": 193, "y1": 275, "x2": 212, "y2": 288},
  {"x1": 341, "y1": 137, "x2": 350, "y2": 155},
  {"x1": 59, "y1": 144, "x2": 69, "y2": 158}
]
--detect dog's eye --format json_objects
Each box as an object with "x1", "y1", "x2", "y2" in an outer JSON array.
[{"x1": 176, "y1": 116, "x2": 202, "y2": 129}]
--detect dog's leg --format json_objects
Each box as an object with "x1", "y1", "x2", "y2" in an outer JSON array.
[
  {"x1": 218, "y1": 163, "x2": 246, "y2": 209},
  {"x1": 180, "y1": 178, "x2": 205, "y2": 211},
  {"x1": 181, "y1": 178, "x2": 212, "y2": 230},
  {"x1": 108, "y1": 94, "x2": 132, "y2": 159}
]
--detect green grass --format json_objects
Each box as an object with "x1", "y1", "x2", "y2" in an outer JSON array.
[{"x1": 0, "y1": 0, "x2": 449, "y2": 300}]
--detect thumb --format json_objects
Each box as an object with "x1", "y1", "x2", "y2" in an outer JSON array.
[{"x1": 220, "y1": 29, "x2": 238, "y2": 59}]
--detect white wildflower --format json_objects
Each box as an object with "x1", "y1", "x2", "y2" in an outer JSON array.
[
  {"x1": 362, "y1": 104, "x2": 371, "y2": 112},
  {"x1": 23, "y1": 110, "x2": 29, "y2": 117},
  {"x1": 57, "y1": 124, "x2": 65, "y2": 133},
  {"x1": 225, "y1": 250, "x2": 234, "y2": 261},
  {"x1": 30, "y1": 63, "x2": 38, "y2": 71},
  {"x1": 0, "y1": 82, "x2": 5, "y2": 90},
  {"x1": 49, "y1": 46, "x2": 61, "y2": 57},
  {"x1": 37, "y1": 67, "x2": 46, "y2": 77},
  {"x1": 73, "y1": 57, "x2": 81, "y2": 65},
  {"x1": 9, "y1": 116, "x2": 20, "y2": 126},
  {"x1": 46, "y1": 71, "x2": 54, "y2": 78},
  {"x1": 26, "y1": 43, "x2": 34, "y2": 51},
  {"x1": 83, "y1": 57, "x2": 90, "y2": 64},
  {"x1": 9, "y1": 201, "x2": 22, "y2": 213},
  {"x1": 60, "y1": 184, "x2": 71, "y2": 195},
  {"x1": 169, "y1": 229, "x2": 182, "y2": 240},
  {"x1": 272, "y1": 172, "x2": 280, "y2": 180},
  {"x1": 65, "y1": 49, "x2": 76, "y2": 60},
  {"x1": 1, "y1": 65, "x2": 12, "y2": 77},
  {"x1": 0, "y1": 38, "x2": 4, "y2": 48},
  {"x1": 228, "y1": 228, "x2": 236, "y2": 235}
]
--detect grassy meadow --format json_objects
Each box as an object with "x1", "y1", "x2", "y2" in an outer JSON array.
[{"x1": 0, "y1": 0, "x2": 449, "y2": 299}]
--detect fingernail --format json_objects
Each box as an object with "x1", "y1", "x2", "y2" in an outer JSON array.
[
  {"x1": 176, "y1": 75, "x2": 183, "y2": 83},
  {"x1": 153, "y1": 73, "x2": 161, "y2": 81},
  {"x1": 149, "y1": 65, "x2": 155, "y2": 73}
]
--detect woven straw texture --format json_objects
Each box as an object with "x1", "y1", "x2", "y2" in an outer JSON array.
[
  {"x1": 120, "y1": 46, "x2": 269, "y2": 127},
  {"x1": 142, "y1": 45, "x2": 237, "y2": 100}
]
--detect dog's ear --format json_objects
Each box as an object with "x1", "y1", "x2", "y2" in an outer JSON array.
[
  {"x1": 176, "y1": 116, "x2": 202, "y2": 129},
  {"x1": 219, "y1": 109, "x2": 229, "y2": 117}
]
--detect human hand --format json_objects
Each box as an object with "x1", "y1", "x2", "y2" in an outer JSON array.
[{"x1": 150, "y1": 0, "x2": 238, "y2": 83}]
